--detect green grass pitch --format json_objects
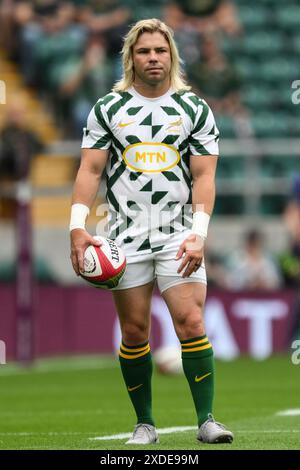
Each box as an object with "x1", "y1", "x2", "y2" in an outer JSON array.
[{"x1": 0, "y1": 355, "x2": 299, "y2": 450}]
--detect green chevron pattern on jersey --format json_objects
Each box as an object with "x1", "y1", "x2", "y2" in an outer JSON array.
[
  {"x1": 92, "y1": 134, "x2": 111, "y2": 150},
  {"x1": 152, "y1": 191, "x2": 169, "y2": 204},
  {"x1": 140, "y1": 113, "x2": 152, "y2": 126},
  {"x1": 140, "y1": 180, "x2": 153, "y2": 191},
  {"x1": 124, "y1": 236, "x2": 134, "y2": 244},
  {"x1": 82, "y1": 87, "x2": 219, "y2": 260},
  {"x1": 137, "y1": 238, "x2": 151, "y2": 251},
  {"x1": 152, "y1": 125, "x2": 163, "y2": 138},
  {"x1": 151, "y1": 245, "x2": 165, "y2": 253},
  {"x1": 171, "y1": 93, "x2": 196, "y2": 121},
  {"x1": 127, "y1": 201, "x2": 143, "y2": 211},
  {"x1": 126, "y1": 135, "x2": 141, "y2": 145},
  {"x1": 129, "y1": 171, "x2": 143, "y2": 181},
  {"x1": 106, "y1": 92, "x2": 133, "y2": 121},
  {"x1": 162, "y1": 135, "x2": 180, "y2": 145},
  {"x1": 162, "y1": 171, "x2": 181, "y2": 181},
  {"x1": 127, "y1": 106, "x2": 143, "y2": 115},
  {"x1": 161, "y1": 106, "x2": 181, "y2": 115}
]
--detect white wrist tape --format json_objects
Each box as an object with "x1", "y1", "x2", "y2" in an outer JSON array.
[
  {"x1": 191, "y1": 211, "x2": 210, "y2": 239},
  {"x1": 69, "y1": 203, "x2": 90, "y2": 231}
]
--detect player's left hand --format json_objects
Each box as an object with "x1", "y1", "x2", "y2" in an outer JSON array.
[{"x1": 175, "y1": 234, "x2": 205, "y2": 278}]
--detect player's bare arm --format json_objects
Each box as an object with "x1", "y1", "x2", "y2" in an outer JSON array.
[
  {"x1": 176, "y1": 155, "x2": 218, "y2": 278},
  {"x1": 70, "y1": 148, "x2": 108, "y2": 275}
]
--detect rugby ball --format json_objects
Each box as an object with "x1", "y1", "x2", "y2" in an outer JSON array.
[
  {"x1": 153, "y1": 346, "x2": 183, "y2": 375},
  {"x1": 80, "y1": 236, "x2": 126, "y2": 289}
]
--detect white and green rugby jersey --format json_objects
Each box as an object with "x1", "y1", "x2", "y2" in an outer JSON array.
[{"x1": 82, "y1": 87, "x2": 219, "y2": 261}]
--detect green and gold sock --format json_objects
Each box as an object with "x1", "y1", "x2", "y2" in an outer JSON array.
[
  {"x1": 119, "y1": 341, "x2": 155, "y2": 426},
  {"x1": 181, "y1": 335, "x2": 214, "y2": 426}
]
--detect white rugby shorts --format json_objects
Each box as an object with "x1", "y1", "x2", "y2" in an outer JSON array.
[{"x1": 112, "y1": 230, "x2": 206, "y2": 293}]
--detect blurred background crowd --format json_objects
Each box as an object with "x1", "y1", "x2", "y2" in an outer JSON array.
[
  {"x1": 0, "y1": 0, "x2": 300, "y2": 299},
  {"x1": 1, "y1": 0, "x2": 246, "y2": 136}
]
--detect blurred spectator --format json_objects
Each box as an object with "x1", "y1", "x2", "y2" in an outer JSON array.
[
  {"x1": 32, "y1": 4, "x2": 87, "y2": 91},
  {"x1": 15, "y1": 0, "x2": 130, "y2": 129},
  {"x1": 125, "y1": 0, "x2": 167, "y2": 23},
  {"x1": 78, "y1": 0, "x2": 130, "y2": 58},
  {"x1": 0, "y1": 97, "x2": 44, "y2": 221},
  {"x1": 16, "y1": 2, "x2": 87, "y2": 87},
  {"x1": 164, "y1": 2, "x2": 202, "y2": 69},
  {"x1": 225, "y1": 229, "x2": 282, "y2": 291},
  {"x1": 0, "y1": 0, "x2": 31, "y2": 56},
  {"x1": 169, "y1": 0, "x2": 242, "y2": 36},
  {"x1": 187, "y1": 33, "x2": 253, "y2": 137},
  {"x1": 281, "y1": 176, "x2": 300, "y2": 343},
  {"x1": 58, "y1": 33, "x2": 114, "y2": 135},
  {"x1": 0, "y1": 98, "x2": 44, "y2": 182},
  {"x1": 188, "y1": 34, "x2": 243, "y2": 116},
  {"x1": 280, "y1": 176, "x2": 300, "y2": 288},
  {"x1": 205, "y1": 251, "x2": 228, "y2": 289}
]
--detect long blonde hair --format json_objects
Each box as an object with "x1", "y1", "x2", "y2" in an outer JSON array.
[{"x1": 113, "y1": 18, "x2": 190, "y2": 93}]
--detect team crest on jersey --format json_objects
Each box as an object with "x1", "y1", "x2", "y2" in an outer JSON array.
[
  {"x1": 123, "y1": 143, "x2": 180, "y2": 173},
  {"x1": 167, "y1": 117, "x2": 183, "y2": 132}
]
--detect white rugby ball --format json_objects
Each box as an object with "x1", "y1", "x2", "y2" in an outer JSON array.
[
  {"x1": 154, "y1": 346, "x2": 183, "y2": 375},
  {"x1": 80, "y1": 236, "x2": 126, "y2": 289}
]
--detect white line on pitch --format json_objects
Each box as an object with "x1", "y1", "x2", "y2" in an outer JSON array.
[
  {"x1": 0, "y1": 409, "x2": 106, "y2": 417},
  {"x1": 1, "y1": 429, "x2": 300, "y2": 439},
  {"x1": 0, "y1": 361, "x2": 118, "y2": 376},
  {"x1": 90, "y1": 427, "x2": 196, "y2": 441},
  {"x1": 0, "y1": 432, "x2": 99, "y2": 436},
  {"x1": 237, "y1": 430, "x2": 300, "y2": 433},
  {"x1": 90, "y1": 428, "x2": 300, "y2": 441},
  {"x1": 276, "y1": 409, "x2": 300, "y2": 416}
]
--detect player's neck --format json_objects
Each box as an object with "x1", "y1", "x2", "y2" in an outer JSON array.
[{"x1": 132, "y1": 80, "x2": 171, "y2": 98}]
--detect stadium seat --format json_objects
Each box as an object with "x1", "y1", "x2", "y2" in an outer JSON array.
[
  {"x1": 32, "y1": 195, "x2": 75, "y2": 225},
  {"x1": 214, "y1": 195, "x2": 245, "y2": 216},
  {"x1": 260, "y1": 59, "x2": 299, "y2": 82},
  {"x1": 242, "y1": 85, "x2": 275, "y2": 109},
  {"x1": 292, "y1": 34, "x2": 300, "y2": 53},
  {"x1": 276, "y1": 6, "x2": 300, "y2": 30},
  {"x1": 273, "y1": 156, "x2": 300, "y2": 178},
  {"x1": 241, "y1": 32, "x2": 285, "y2": 56},
  {"x1": 259, "y1": 195, "x2": 287, "y2": 215},
  {"x1": 216, "y1": 115, "x2": 236, "y2": 138},
  {"x1": 31, "y1": 195, "x2": 104, "y2": 226},
  {"x1": 30, "y1": 155, "x2": 76, "y2": 188},
  {"x1": 234, "y1": 58, "x2": 261, "y2": 81},
  {"x1": 275, "y1": 85, "x2": 298, "y2": 111},
  {"x1": 251, "y1": 112, "x2": 292, "y2": 137},
  {"x1": 217, "y1": 156, "x2": 245, "y2": 180},
  {"x1": 30, "y1": 155, "x2": 79, "y2": 226},
  {"x1": 237, "y1": 6, "x2": 270, "y2": 28}
]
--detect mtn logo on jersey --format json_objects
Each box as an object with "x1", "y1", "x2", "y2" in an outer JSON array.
[{"x1": 123, "y1": 143, "x2": 180, "y2": 173}]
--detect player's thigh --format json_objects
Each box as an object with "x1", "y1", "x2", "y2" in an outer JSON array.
[
  {"x1": 161, "y1": 282, "x2": 207, "y2": 336},
  {"x1": 112, "y1": 280, "x2": 155, "y2": 333}
]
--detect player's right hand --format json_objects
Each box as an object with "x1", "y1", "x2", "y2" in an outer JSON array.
[{"x1": 70, "y1": 229, "x2": 102, "y2": 276}]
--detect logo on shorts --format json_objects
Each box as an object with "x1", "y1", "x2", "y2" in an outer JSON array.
[{"x1": 123, "y1": 143, "x2": 180, "y2": 173}]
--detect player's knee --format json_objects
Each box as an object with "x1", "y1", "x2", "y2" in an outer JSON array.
[
  {"x1": 121, "y1": 322, "x2": 149, "y2": 345},
  {"x1": 175, "y1": 307, "x2": 205, "y2": 339}
]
